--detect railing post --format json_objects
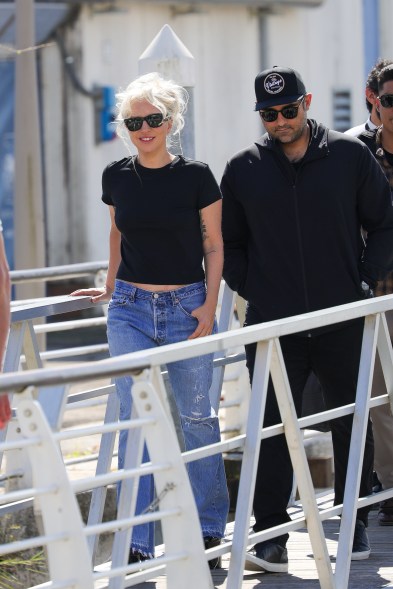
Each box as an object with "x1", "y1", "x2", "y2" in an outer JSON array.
[
  {"x1": 210, "y1": 282, "x2": 236, "y2": 411},
  {"x1": 131, "y1": 372, "x2": 214, "y2": 589},
  {"x1": 227, "y1": 339, "x2": 273, "y2": 589},
  {"x1": 335, "y1": 313, "x2": 379, "y2": 588},
  {"x1": 18, "y1": 389, "x2": 94, "y2": 589},
  {"x1": 270, "y1": 338, "x2": 335, "y2": 588}
]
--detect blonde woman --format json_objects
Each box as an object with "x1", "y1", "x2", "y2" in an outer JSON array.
[{"x1": 72, "y1": 73, "x2": 228, "y2": 567}]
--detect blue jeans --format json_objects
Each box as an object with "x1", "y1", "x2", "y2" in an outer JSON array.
[{"x1": 107, "y1": 280, "x2": 229, "y2": 556}]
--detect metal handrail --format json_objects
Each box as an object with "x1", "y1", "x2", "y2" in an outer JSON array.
[
  {"x1": 1, "y1": 285, "x2": 393, "y2": 588},
  {"x1": 10, "y1": 260, "x2": 108, "y2": 284},
  {"x1": 3, "y1": 294, "x2": 393, "y2": 391}
]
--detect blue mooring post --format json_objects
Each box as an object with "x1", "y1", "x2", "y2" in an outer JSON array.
[{"x1": 138, "y1": 24, "x2": 196, "y2": 159}]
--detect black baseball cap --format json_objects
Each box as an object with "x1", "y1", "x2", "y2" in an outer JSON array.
[{"x1": 255, "y1": 66, "x2": 306, "y2": 110}]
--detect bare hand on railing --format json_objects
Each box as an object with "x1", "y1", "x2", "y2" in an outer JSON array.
[
  {"x1": 0, "y1": 394, "x2": 11, "y2": 429},
  {"x1": 70, "y1": 286, "x2": 113, "y2": 303}
]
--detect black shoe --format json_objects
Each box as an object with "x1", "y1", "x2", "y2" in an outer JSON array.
[
  {"x1": 245, "y1": 541, "x2": 288, "y2": 573},
  {"x1": 204, "y1": 536, "x2": 222, "y2": 570},
  {"x1": 371, "y1": 472, "x2": 383, "y2": 510},
  {"x1": 378, "y1": 498, "x2": 393, "y2": 526},
  {"x1": 372, "y1": 471, "x2": 382, "y2": 493},
  {"x1": 351, "y1": 519, "x2": 371, "y2": 560},
  {"x1": 128, "y1": 548, "x2": 151, "y2": 565}
]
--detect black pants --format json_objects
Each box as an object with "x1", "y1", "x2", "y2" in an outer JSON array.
[{"x1": 245, "y1": 306, "x2": 374, "y2": 547}]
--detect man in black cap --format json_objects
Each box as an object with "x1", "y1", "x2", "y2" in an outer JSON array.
[{"x1": 221, "y1": 66, "x2": 393, "y2": 572}]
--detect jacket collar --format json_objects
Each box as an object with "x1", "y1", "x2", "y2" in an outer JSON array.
[{"x1": 254, "y1": 119, "x2": 329, "y2": 161}]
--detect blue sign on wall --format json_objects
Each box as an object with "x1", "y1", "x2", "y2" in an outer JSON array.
[{"x1": 0, "y1": 61, "x2": 15, "y2": 269}]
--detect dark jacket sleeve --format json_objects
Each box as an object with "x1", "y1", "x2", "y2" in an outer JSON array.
[
  {"x1": 357, "y1": 144, "x2": 393, "y2": 287},
  {"x1": 221, "y1": 161, "x2": 249, "y2": 296}
]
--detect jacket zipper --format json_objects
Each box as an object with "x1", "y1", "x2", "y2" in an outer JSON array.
[{"x1": 292, "y1": 180, "x2": 310, "y2": 315}]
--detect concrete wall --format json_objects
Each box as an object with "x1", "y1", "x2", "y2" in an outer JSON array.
[
  {"x1": 263, "y1": 0, "x2": 365, "y2": 127},
  {"x1": 40, "y1": 0, "x2": 391, "y2": 266}
]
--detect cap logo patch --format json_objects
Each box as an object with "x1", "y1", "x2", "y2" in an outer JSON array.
[{"x1": 264, "y1": 73, "x2": 285, "y2": 95}]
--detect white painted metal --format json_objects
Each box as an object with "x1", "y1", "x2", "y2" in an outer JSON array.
[
  {"x1": 1, "y1": 317, "x2": 43, "y2": 486},
  {"x1": 138, "y1": 23, "x2": 196, "y2": 87},
  {"x1": 335, "y1": 314, "x2": 379, "y2": 588},
  {"x1": 18, "y1": 389, "x2": 94, "y2": 589},
  {"x1": 131, "y1": 375, "x2": 213, "y2": 589},
  {"x1": 4, "y1": 295, "x2": 393, "y2": 394},
  {"x1": 376, "y1": 312, "x2": 393, "y2": 413},
  {"x1": 10, "y1": 261, "x2": 108, "y2": 284},
  {"x1": 22, "y1": 320, "x2": 43, "y2": 370},
  {"x1": 270, "y1": 339, "x2": 334, "y2": 587},
  {"x1": 1, "y1": 283, "x2": 393, "y2": 588},
  {"x1": 210, "y1": 284, "x2": 236, "y2": 411},
  {"x1": 138, "y1": 24, "x2": 196, "y2": 160},
  {"x1": 226, "y1": 340, "x2": 273, "y2": 589},
  {"x1": 86, "y1": 389, "x2": 119, "y2": 559},
  {"x1": 108, "y1": 397, "x2": 145, "y2": 589}
]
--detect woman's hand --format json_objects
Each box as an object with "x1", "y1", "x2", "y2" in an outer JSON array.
[
  {"x1": 189, "y1": 302, "x2": 216, "y2": 339},
  {"x1": 70, "y1": 286, "x2": 113, "y2": 304},
  {"x1": 0, "y1": 394, "x2": 11, "y2": 429}
]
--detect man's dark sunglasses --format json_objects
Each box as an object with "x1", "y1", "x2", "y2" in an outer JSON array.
[
  {"x1": 379, "y1": 94, "x2": 393, "y2": 109},
  {"x1": 123, "y1": 113, "x2": 168, "y2": 132},
  {"x1": 259, "y1": 96, "x2": 305, "y2": 123}
]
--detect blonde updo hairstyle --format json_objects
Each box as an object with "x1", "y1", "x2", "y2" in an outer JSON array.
[{"x1": 116, "y1": 72, "x2": 188, "y2": 150}]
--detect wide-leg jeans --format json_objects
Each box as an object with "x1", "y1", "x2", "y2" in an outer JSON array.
[{"x1": 107, "y1": 279, "x2": 229, "y2": 556}]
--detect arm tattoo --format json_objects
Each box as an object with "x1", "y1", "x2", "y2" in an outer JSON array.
[{"x1": 200, "y1": 211, "x2": 208, "y2": 241}]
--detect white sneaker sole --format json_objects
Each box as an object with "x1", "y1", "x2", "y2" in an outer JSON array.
[
  {"x1": 244, "y1": 552, "x2": 289, "y2": 573},
  {"x1": 351, "y1": 549, "x2": 371, "y2": 561}
]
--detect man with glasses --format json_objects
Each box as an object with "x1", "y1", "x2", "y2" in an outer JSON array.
[
  {"x1": 345, "y1": 58, "x2": 393, "y2": 137},
  {"x1": 221, "y1": 66, "x2": 393, "y2": 572},
  {"x1": 357, "y1": 63, "x2": 393, "y2": 527}
]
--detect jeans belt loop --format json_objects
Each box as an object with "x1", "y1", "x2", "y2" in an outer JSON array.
[{"x1": 170, "y1": 290, "x2": 177, "y2": 306}]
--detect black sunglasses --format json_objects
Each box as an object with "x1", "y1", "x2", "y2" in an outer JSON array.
[
  {"x1": 123, "y1": 113, "x2": 168, "y2": 132},
  {"x1": 259, "y1": 96, "x2": 305, "y2": 123},
  {"x1": 379, "y1": 94, "x2": 393, "y2": 109}
]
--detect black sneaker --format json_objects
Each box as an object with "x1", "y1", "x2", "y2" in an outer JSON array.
[
  {"x1": 204, "y1": 536, "x2": 222, "y2": 570},
  {"x1": 245, "y1": 541, "x2": 288, "y2": 573},
  {"x1": 351, "y1": 519, "x2": 371, "y2": 560},
  {"x1": 371, "y1": 471, "x2": 383, "y2": 510},
  {"x1": 378, "y1": 498, "x2": 393, "y2": 526},
  {"x1": 128, "y1": 548, "x2": 151, "y2": 565}
]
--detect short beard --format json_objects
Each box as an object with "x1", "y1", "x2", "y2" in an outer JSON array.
[{"x1": 275, "y1": 118, "x2": 308, "y2": 145}]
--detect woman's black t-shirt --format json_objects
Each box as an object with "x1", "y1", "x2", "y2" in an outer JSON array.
[{"x1": 102, "y1": 155, "x2": 222, "y2": 285}]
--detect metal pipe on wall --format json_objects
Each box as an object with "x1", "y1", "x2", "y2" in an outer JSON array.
[
  {"x1": 13, "y1": 0, "x2": 46, "y2": 301},
  {"x1": 362, "y1": 0, "x2": 380, "y2": 82}
]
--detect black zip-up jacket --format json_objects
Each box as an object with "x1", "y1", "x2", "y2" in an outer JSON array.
[{"x1": 221, "y1": 119, "x2": 393, "y2": 323}]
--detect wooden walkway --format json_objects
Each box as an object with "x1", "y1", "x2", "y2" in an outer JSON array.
[{"x1": 128, "y1": 506, "x2": 393, "y2": 589}]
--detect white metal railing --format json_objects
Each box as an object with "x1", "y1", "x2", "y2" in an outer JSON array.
[
  {"x1": 0, "y1": 283, "x2": 393, "y2": 588},
  {"x1": 10, "y1": 261, "x2": 110, "y2": 363},
  {"x1": 10, "y1": 260, "x2": 108, "y2": 284}
]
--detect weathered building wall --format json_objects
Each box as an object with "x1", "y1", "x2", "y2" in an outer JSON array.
[{"x1": 40, "y1": 0, "x2": 391, "y2": 265}]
